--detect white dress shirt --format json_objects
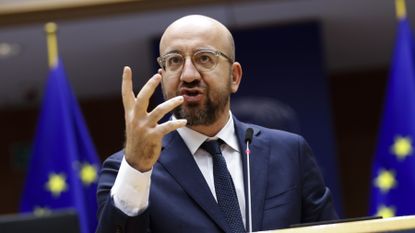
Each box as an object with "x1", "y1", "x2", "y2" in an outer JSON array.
[{"x1": 111, "y1": 113, "x2": 246, "y2": 226}]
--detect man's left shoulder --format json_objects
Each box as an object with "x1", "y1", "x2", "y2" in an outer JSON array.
[{"x1": 241, "y1": 121, "x2": 303, "y2": 143}]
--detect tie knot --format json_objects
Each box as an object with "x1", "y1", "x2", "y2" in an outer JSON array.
[{"x1": 201, "y1": 139, "x2": 223, "y2": 156}]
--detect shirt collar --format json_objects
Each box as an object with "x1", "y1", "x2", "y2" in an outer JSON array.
[{"x1": 175, "y1": 112, "x2": 240, "y2": 154}]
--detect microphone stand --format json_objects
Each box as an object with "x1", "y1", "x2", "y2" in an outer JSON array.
[{"x1": 245, "y1": 128, "x2": 254, "y2": 233}]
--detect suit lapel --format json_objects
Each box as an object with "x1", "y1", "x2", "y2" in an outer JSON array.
[
  {"x1": 158, "y1": 131, "x2": 230, "y2": 232},
  {"x1": 234, "y1": 118, "x2": 269, "y2": 231}
]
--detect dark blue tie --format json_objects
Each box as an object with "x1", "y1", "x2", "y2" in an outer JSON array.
[{"x1": 201, "y1": 140, "x2": 245, "y2": 233}]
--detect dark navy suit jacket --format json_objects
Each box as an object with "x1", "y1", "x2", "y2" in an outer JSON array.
[{"x1": 96, "y1": 117, "x2": 338, "y2": 233}]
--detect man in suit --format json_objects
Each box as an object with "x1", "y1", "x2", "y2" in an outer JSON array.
[{"x1": 96, "y1": 15, "x2": 338, "y2": 233}]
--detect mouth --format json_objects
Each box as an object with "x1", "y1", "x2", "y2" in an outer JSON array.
[{"x1": 180, "y1": 88, "x2": 204, "y2": 104}]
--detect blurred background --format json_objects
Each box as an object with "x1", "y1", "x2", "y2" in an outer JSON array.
[{"x1": 1, "y1": 0, "x2": 413, "y2": 222}]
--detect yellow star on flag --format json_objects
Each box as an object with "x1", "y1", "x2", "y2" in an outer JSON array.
[
  {"x1": 374, "y1": 169, "x2": 396, "y2": 193},
  {"x1": 80, "y1": 163, "x2": 97, "y2": 186},
  {"x1": 33, "y1": 206, "x2": 51, "y2": 216},
  {"x1": 45, "y1": 173, "x2": 67, "y2": 197},
  {"x1": 391, "y1": 136, "x2": 412, "y2": 160},
  {"x1": 376, "y1": 205, "x2": 395, "y2": 218}
]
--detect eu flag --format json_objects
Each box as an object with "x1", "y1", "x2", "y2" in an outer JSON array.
[
  {"x1": 20, "y1": 59, "x2": 100, "y2": 233},
  {"x1": 369, "y1": 0, "x2": 415, "y2": 218}
]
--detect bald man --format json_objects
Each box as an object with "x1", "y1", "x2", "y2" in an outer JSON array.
[{"x1": 96, "y1": 15, "x2": 337, "y2": 233}]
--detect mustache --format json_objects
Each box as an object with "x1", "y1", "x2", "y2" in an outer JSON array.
[
  {"x1": 179, "y1": 80, "x2": 202, "y2": 89},
  {"x1": 176, "y1": 80, "x2": 207, "y2": 96}
]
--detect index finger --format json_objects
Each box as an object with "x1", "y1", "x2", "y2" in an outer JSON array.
[{"x1": 135, "y1": 73, "x2": 162, "y2": 110}]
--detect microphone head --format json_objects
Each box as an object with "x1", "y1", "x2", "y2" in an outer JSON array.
[{"x1": 245, "y1": 128, "x2": 254, "y2": 143}]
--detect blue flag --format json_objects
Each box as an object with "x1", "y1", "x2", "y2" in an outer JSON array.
[
  {"x1": 20, "y1": 60, "x2": 100, "y2": 233},
  {"x1": 369, "y1": 10, "x2": 415, "y2": 217}
]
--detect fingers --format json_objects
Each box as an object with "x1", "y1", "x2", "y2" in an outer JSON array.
[
  {"x1": 137, "y1": 74, "x2": 162, "y2": 102},
  {"x1": 121, "y1": 66, "x2": 135, "y2": 111},
  {"x1": 121, "y1": 66, "x2": 163, "y2": 117},
  {"x1": 134, "y1": 73, "x2": 162, "y2": 113},
  {"x1": 157, "y1": 119, "x2": 187, "y2": 135},
  {"x1": 148, "y1": 96, "x2": 184, "y2": 124}
]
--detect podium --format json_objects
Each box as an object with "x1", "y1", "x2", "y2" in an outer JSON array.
[{"x1": 258, "y1": 215, "x2": 415, "y2": 233}]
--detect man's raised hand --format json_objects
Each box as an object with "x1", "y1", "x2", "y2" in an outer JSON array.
[{"x1": 122, "y1": 66, "x2": 187, "y2": 172}]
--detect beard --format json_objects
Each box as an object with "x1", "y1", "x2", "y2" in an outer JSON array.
[
  {"x1": 168, "y1": 78, "x2": 231, "y2": 126},
  {"x1": 174, "y1": 93, "x2": 229, "y2": 126}
]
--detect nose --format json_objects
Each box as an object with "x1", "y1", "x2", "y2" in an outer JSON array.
[{"x1": 180, "y1": 57, "x2": 201, "y2": 83}]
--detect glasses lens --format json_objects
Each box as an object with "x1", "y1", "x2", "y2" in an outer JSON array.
[
  {"x1": 193, "y1": 51, "x2": 218, "y2": 71},
  {"x1": 165, "y1": 54, "x2": 184, "y2": 72}
]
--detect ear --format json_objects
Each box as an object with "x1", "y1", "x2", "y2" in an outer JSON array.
[{"x1": 230, "y1": 62, "x2": 243, "y2": 93}]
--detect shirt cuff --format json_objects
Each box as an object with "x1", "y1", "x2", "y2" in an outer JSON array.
[{"x1": 111, "y1": 156, "x2": 152, "y2": 216}]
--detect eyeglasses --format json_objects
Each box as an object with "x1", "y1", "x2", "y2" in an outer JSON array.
[{"x1": 157, "y1": 49, "x2": 234, "y2": 74}]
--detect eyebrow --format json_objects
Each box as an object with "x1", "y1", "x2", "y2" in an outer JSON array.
[
  {"x1": 161, "y1": 50, "x2": 181, "y2": 57},
  {"x1": 161, "y1": 47, "x2": 215, "y2": 57}
]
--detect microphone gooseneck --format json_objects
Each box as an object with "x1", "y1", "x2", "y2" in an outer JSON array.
[{"x1": 244, "y1": 128, "x2": 254, "y2": 233}]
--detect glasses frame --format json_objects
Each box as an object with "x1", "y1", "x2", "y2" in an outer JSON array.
[{"x1": 157, "y1": 49, "x2": 234, "y2": 73}]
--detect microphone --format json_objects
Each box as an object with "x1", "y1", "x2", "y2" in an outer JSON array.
[
  {"x1": 245, "y1": 128, "x2": 254, "y2": 144},
  {"x1": 244, "y1": 128, "x2": 254, "y2": 233}
]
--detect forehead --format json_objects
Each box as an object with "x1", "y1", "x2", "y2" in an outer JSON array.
[{"x1": 160, "y1": 19, "x2": 228, "y2": 54}]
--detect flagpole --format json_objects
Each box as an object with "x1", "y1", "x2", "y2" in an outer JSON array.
[
  {"x1": 395, "y1": 0, "x2": 406, "y2": 20},
  {"x1": 44, "y1": 22, "x2": 59, "y2": 69}
]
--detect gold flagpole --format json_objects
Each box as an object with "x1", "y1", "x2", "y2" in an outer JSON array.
[
  {"x1": 395, "y1": 0, "x2": 407, "y2": 20},
  {"x1": 44, "y1": 22, "x2": 58, "y2": 69}
]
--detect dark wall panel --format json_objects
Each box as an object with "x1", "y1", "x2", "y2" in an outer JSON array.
[{"x1": 230, "y1": 21, "x2": 342, "y2": 213}]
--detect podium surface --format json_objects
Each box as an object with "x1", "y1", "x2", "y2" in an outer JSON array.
[{"x1": 258, "y1": 215, "x2": 415, "y2": 233}]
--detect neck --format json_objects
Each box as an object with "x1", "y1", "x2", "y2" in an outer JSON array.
[{"x1": 189, "y1": 108, "x2": 230, "y2": 137}]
